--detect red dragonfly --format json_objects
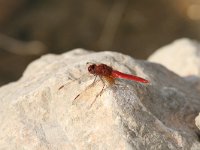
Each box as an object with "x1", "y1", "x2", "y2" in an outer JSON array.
[
  {"x1": 59, "y1": 63, "x2": 149, "y2": 107},
  {"x1": 87, "y1": 63, "x2": 149, "y2": 84}
]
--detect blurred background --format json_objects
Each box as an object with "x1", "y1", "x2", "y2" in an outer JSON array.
[{"x1": 0, "y1": 0, "x2": 200, "y2": 86}]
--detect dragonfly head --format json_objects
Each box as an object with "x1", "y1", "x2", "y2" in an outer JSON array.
[{"x1": 88, "y1": 64, "x2": 96, "y2": 75}]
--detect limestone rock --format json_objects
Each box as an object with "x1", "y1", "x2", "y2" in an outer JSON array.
[
  {"x1": 0, "y1": 49, "x2": 200, "y2": 150},
  {"x1": 196, "y1": 114, "x2": 200, "y2": 130},
  {"x1": 148, "y1": 38, "x2": 200, "y2": 77}
]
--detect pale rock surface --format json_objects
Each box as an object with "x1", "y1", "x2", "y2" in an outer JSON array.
[
  {"x1": 0, "y1": 49, "x2": 200, "y2": 150},
  {"x1": 148, "y1": 38, "x2": 200, "y2": 77},
  {"x1": 148, "y1": 38, "x2": 200, "y2": 133},
  {"x1": 196, "y1": 113, "x2": 200, "y2": 130}
]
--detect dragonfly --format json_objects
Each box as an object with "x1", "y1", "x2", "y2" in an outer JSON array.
[{"x1": 59, "y1": 63, "x2": 149, "y2": 107}]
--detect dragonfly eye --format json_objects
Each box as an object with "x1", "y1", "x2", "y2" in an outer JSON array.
[{"x1": 88, "y1": 64, "x2": 96, "y2": 74}]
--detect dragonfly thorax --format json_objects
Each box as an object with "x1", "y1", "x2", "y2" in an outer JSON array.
[{"x1": 88, "y1": 64, "x2": 113, "y2": 76}]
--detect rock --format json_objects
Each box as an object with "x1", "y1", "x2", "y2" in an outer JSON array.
[
  {"x1": 196, "y1": 114, "x2": 200, "y2": 130},
  {"x1": 148, "y1": 38, "x2": 200, "y2": 93},
  {"x1": 148, "y1": 38, "x2": 200, "y2": 77},
  {"x1": 0, "y1": 49, "x2": 200, "y2": 150}
]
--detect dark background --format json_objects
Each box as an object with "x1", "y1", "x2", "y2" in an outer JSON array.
[{"x1": 0, "y1": 0, "x2": 200, "y2": 86}]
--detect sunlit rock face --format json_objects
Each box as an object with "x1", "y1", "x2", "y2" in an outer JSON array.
[{"x1": 0, "y1": 48, "x2": 199, "y2": 150}]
